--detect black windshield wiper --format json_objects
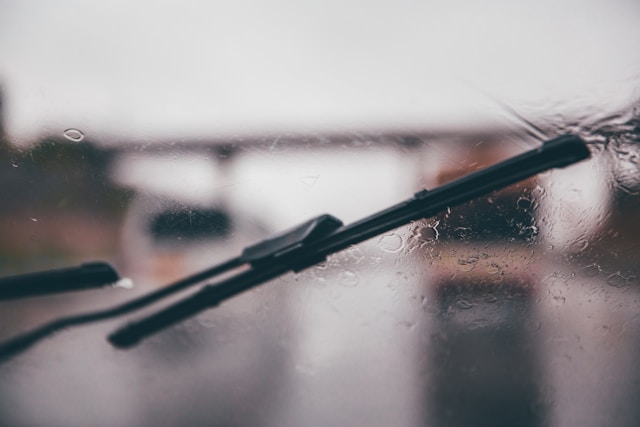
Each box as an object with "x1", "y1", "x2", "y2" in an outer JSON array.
[
  {"x1": 0, "y1": 134, "x2": 590, "y2": 361},
  {"x1": 0, "y1": 262, "x2": 119, "y2": 300},
  {"x1": 108, "y1": 134, "x2": 591, "y2": 347}
]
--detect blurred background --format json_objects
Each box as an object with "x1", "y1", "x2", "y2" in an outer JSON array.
[{"x1": 0, "y1": 0, "x2": 639, "y2": 426}]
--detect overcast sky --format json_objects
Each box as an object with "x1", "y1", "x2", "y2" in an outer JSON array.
[{"x1": 1, "y1": 0, "x2": 639, "y2": 146}]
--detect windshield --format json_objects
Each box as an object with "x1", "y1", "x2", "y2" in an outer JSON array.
[{"x1": 1, "y1": 1, "x2": 639, "y2": 427}]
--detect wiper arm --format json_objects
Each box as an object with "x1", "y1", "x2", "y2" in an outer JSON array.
[
  {"x1": 108, "y1": 134, "x2": 590, "y2": 347},
  {"x1": 0, "y1": 134, "x2": 589, "y2": 361}
]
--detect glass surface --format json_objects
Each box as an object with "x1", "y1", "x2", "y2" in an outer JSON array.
[{"x1": 1, "y1": 1, "x2": 639, "y2": 426}]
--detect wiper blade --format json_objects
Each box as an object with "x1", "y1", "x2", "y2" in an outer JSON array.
[
  {"x1": 0, "y1": 134, "x2": 589, "y2": 361},
  {"x1": 0, "y1": 262, "x2": 119, "y2": 300},
  {"x1": 108, "y1": 134, "x2": 590, "y2": 347}
]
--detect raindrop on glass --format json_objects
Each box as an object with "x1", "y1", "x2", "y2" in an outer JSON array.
[
  {"x1": 454, "y1": 227, "x2": 472, "y2": 239},
  {"x1": 315, "y1": 261, "x2": 328, "y2": 270},
  {"x1": 346, "y1": 245, "x2": 365, "y2": 263},
  {"x1": 570, "y1": 238, "x2": 589, "y2": 252},
  {"x1": 63, "y1": 128, "x2": 85, "y2": 142},
  {"x1": 519, "y1": 225, "x2": 539, "y2": 240},
  {"x1": 553, "y1": 295, "x2": 566, "y2": 304},
  {"x1": 606, "y1": 272, "x2": 627, "y2": 288},
  {"x1": 486, "y1": 262, "x2": 502, "y2": 275},
  {"x1": 583, "y1": 263, "x2": 600, "y2": 277},
  {"x1": 516, "y1": 196, "x2": 532, "y2": 210},
  {"x1": 457, "y1": 256, "x2": 478, "y2": 272},
  {"x1": 338, "y1": 270, "x2": 359, "y2": 287},
  {"x1": 531, "y1": 184, "x2": 546, "y2": 199},
  {"x1": 410, "y1": 221, "x2": 439, "y2": 247},
  {"x1": 455, "y1": 298, "x2": 475, "y2": 310},
  {"x1": 378, "y1": 233, "x2": 404, "y2": 253}
]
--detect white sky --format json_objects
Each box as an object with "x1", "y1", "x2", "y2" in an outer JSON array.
[{"x1": 0, "y1": 0, "x2": 639, "y2": 146}]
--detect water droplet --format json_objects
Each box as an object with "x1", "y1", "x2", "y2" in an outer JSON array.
[
  {"x1": 378, "y1": 233, "x2": 404, "y2": 253},
  {"x1": 457, "y1": 256, "x2": 479, "y2": 272},
  {"x1": 583, "y1": 263, "x2": 600, "y2": 277},
  {"x1": 486, "y1": 262, "x2": 502, "y2": 275},
  {"x1": 517, "y1": 196, "x2": 532, "y2": 210},
  {"x1": 410, "y1": 221, "x2": 439, "y2": 247},
  {"x1": 531, "y1": 184, "x2": 546, "y2": 199},
  {"x1": 345, "y1": 245, "x2": 365, "y2": 263},
  {"x1": 606, "y1": 272, "x2": 627, "y2": 288},
  {"x1": 519, "y1": 224, "x2": 539, "y2": 239},
  {"x1": 30, "y1": 217, "x2": 38, "y2": 222},
  {"x1": 454, "y1": 227, "x2": 472, "y2": 239},
  {"x1": 113, "y1": 277, "x2": 134, "y2": 289},
  {"x1": 570, "y1": 238, "x2": 589, "y2": 252},
  {"x1": 11, "y1": 161, "x2": 18, "y2": 168},
  {"x1": 455, "y1": 299, "x2": 475, "y2": 310},
  {"x1": 338, "y1": 270, "x2": 359, "y2": 287},
  {"x1": 553, "y1": 295, "x2": 566, "y2": 304},
  {"x1": 483, "y1": 294, "x2": 498, "y2": 304},
  {"x1": 63, "y1": 128, "x2": 85, "y2": 142},
  {"x1": 315, "y1": 261, "x2": 328, "y2": 270}
]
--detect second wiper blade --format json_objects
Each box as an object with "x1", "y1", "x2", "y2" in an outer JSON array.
[
  {"x1": 108, "y1": 134, "x2": 590, "y2": 347},
  {"x1": 0, "y1": 262, "x2": 119, "y2": 300}
]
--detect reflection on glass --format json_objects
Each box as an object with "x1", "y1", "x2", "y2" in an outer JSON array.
[{"x1": 428, "y1": 277, "x2": 544, "y2": 427}]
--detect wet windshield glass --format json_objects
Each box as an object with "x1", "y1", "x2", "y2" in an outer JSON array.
[{"x1": 1, "y1": 1, "x2": 639, "y2": 426}]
